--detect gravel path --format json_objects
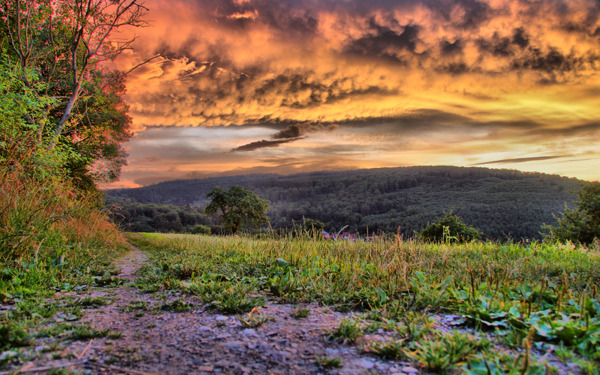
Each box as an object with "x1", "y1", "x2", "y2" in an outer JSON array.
[{"x1": 44, "y1": 245, "x2": 421, "y2": 375}]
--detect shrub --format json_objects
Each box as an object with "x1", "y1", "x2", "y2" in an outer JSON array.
[
  {"x1": 420, "y1": 212, "x2": 481, "y2": 243},
  {"x1": 544, "y1": 182, "x2": 600, "y2": 245},
  {"x1": 191, "y1": 225, "x2": 211, "y2": 235}
]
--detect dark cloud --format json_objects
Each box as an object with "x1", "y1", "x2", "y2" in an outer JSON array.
[
  {"x1": 272, "y1": 123, "x2": 339, "y2": 139},
  {"x1": 436, "y1": 62, "x2": 471, "y2": 75},
  {"x1": 345, "y1": 19, "x2": 422, "y2": 62},
  {"x1": 476, "y1": 33, "x2": 514, "y2": 57},
  {"x1": 440, "y1": 39, "x2": 463, "y2": 55},
  {"x1": 511, "y1": 27, "x2": 529, "y2": 49},
  {"x1": 525, "y1": 122, "x2": 600, "y2": 137},
  {"x1": 473, "y1": 155, "x2": 568, "y2": 166},
  {"x1": 512, "y1": 48, "x2": 578, "y2": 73},
  {"x1": 231, "y1": 138, "x2": 303, "y2": 152}
]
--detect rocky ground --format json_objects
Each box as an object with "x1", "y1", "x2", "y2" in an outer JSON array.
[
  {"x1": 5, "y1": 246, "x2": 581, "y2": 375},
  {"x1": 8, "y1": 246, "x2": 426, "y2": 374}
]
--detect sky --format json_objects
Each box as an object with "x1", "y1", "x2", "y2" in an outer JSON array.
[{"x1": 109, "y1": 0, "x2": 600, "y2": 188}]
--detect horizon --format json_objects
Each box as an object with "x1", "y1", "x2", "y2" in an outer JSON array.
[
  {"x1": 105, "y1": 164, "x2": 586, "y2": 190},
  {"x1": 108, "y1": 0, "x2": 600, "y2": 188}
]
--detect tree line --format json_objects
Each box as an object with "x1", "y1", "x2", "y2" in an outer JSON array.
[{"x1": 107, "y1": 166, "x2": 583, "y2": 241}]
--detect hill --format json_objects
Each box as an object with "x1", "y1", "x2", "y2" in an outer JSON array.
[{"x1": 106, "y1": 166, "x2": 582, "y2": 240}]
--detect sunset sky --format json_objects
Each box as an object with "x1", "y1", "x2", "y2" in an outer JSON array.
[{"x1": 110, "y1": 0, "x2": 600, "y2": 188}]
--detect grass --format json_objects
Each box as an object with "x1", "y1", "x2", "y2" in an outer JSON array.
[
  {"x1": 315, "y1": 355, "x2": 342, "y2": 369},
  {"x1": 127, "y1": 232, "x2": 600, "y2": 372},
  {"x1": 0, "y1": 167, "x2": 127, "y2": 367}
]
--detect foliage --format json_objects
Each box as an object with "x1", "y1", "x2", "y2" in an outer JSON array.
[
  {"x1": 0, "y1": 0, "x2": 144, "y2": 190},
  {"x1": 107, "y1": 166, "x2": 580, "y2": 241},
  {"x1": 545, "y1": 182, "x2": 600, "y2": 245},
  {"x1": 205, "y1": 185, "x2": 270, "y2": 234},
  {"x1": 106, "y1": 198, "x2": 212, "y2": 233},
  {"x1": 420, "y1": 212, "x2": 482, "y2": 243},
  {"x1": 191, "y1": 225, "x2": 211, "y2": 235}
]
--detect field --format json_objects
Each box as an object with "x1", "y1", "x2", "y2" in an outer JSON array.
[
  {"x1": 2, "y1": 228, "x2": 599, "y2": 373},
  {"x1": 127, "y1": 233, "x2": 600, "y2": 374}
]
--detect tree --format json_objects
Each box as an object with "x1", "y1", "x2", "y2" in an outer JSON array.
[
  {"x1": 544, "y1": 182, "x2": 600, "y2": 245},
  {"x1": 0, "y1": 0, "x2": 147, "y2": 189},
  {"x1": 420, "y1": 212, "x2": 481, "y2": 243},
  {"x1": 205, "y1": 186, "x2": 270, "y2": 235}
]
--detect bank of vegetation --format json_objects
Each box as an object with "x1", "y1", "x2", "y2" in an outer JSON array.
[{"x1": 1, "y1": 0, "x2": 144, "y2": 359}]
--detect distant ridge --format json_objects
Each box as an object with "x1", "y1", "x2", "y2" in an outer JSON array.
[{"x1": 107, "y1": 166, "x2": 581, "y2": 240}]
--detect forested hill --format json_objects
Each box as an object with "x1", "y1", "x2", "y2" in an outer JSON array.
[{"x1": 106, "y1": 166, "x2": 582, "y2": 240}]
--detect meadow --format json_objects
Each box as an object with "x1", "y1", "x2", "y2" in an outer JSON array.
[{"x1": 128, "y1": 232, "x2": 600, "y2": 374}]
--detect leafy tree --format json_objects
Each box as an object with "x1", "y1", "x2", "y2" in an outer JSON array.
[
  {"x1": 0, "y1": 0, "x2": 146, "y2": 190},
  {"x1": 420, "y1": 212, "x2": 481, "y2": 243},
  {"x1": 205, "y1": 186, "x2": 270, "y2": 235},
  {"x1": 544, "y1": 182, "x2": 600, "y2": 245}
]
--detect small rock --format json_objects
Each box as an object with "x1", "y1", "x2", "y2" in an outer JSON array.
[
  {"x1": 241, "y1": 328, "x2": 258, "y2": 337},
  {"x1": 355, "y1": 359, "x2": 375, "y2": 369},
  {"x1": 266, "y1": 331, "x2": 278, "y2": 337},
  {"x1": 401, "y1": 366, "x2": 419, "y2": 374},
  {"x1": 223, "y1": 341, "x2": 245, "y2": 352},
  {"x1": 215, "y1": 316, "x2": 228, "y2": 322},
  {"x1": 215, "y1": 334, "x2": 231, "y2": 340}
]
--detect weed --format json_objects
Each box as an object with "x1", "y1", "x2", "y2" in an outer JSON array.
[
  {"x1": 124, "y1": 300, "x2": 148, "y2": 312},
  {"x1": 316, "y1": 355, "x2": 342, "y2": 369},
  {"x1": 0, "y1": 322, "x2": 31, "y2": 349},
  {"x1": 160, "y1": 299, "x2": 193, "y2": 312},
  {"x1": 365, "y1": 338, "x2": 407, "y2": 360},
  {"x1": 291, "y1": 308, "x2": 310, "y2": 319},
  {"x1": 93, "y1": 271, "x2": 124, "y2": 287},
  {"x1": 238, "y1": 313, "x2": 274, "y2": 328},
  {"x1": 78, "y1": 296, "x2": 110, "y2": 308},
  {"x1": 69, "y1": 324, "x2": 110, "y2": 340},
  {"x1": 36, "y1": 323, "x2": 73, "y2": 338},
  {"x1": 325, "y1": 319, "x2": 363, "y2": 344},
  {"x1": 210, "y1": 286, "x2": 265, "y2": 314},
  {"x1": 410, "y1": 331, "x2": 485, "y2": 372}
]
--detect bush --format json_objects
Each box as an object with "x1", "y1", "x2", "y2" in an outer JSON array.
[
  {"x1": 191, "y1": 225, "x2": 211, "y2": 235},
  {"x1": 544, "y1": 182, "x2": 600, "y2": 245},
  {"x1": 420, "y1": 212, "x2": 481, "y2": 243}
]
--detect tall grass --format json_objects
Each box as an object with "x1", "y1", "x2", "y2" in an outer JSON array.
[
  {"x1": 0, "y1": 168, "x2": 126, "y2": 296},
  {"x1": 130, "y1": 233, "x2": 600, "y2": 301}
]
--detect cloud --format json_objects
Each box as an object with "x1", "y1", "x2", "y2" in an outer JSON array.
[
  {"x1": 231, "y1": 138, "x2": 303, "y2": 152},
  {"x1": 104, "y1": 0, "x2": 600, "y2": 187},
  {"x1": 272, "y1": 123, "x2": 339, "y2": 139},
  {"x1": 473, "y1": 155, "x2": 568, "y2": 166}
]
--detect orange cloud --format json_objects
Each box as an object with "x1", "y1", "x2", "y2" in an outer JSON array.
[{"x1": 106, "y1": 0, "x2": 600, "y2": 188}]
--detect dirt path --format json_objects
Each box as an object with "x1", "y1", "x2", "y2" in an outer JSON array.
[{"x1": 41, "y1": 245, "x2": 420, "y2": 375}]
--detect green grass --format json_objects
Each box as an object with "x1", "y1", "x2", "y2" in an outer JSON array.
[{"x1": 127, "y1": 232, "x2": 600, "y2": 372}]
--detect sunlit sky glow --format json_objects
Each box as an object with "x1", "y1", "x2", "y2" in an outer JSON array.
[{"x1": 108, "y1": 0, "x2": 600, "y2": 188}]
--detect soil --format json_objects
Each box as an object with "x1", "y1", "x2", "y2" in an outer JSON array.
[{"x1": 8, "y1": 245, "x2": 582, "y2": 375}]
